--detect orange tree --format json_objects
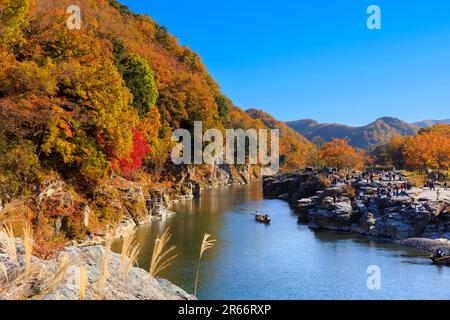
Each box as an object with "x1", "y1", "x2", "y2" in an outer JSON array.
[
  {"x1": 402, "y1": 124, "x2": 450, "y2": 172},
  {"x1": 319, "y1": 138, "x2": 368, "y2": 171}
]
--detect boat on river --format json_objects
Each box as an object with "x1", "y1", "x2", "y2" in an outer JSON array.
[
  {"x1": 255, "y1": 214, "x2": 271, "y2": 224},
  {"x1": 430, "y1": 255, "x2": 450, "y2": 266}
]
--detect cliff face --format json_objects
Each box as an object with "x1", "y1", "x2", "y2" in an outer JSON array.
[{"x1": 263, "y1": 171, "x2": 327, "y2": 201}]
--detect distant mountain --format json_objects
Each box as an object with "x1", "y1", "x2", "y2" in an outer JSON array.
[
  {"x1": 286, "y1": 117, "x2": 419, "y2": 149},
  {"x1": 413, "y1": 119, "x2": 450, "y2": 128}
]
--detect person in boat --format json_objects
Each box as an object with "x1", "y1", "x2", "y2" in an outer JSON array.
[{"x1": 436, "y1": 247, "x2": 445, "y2": 258}]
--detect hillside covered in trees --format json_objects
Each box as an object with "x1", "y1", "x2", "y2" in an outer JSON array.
[
  {"x1": 0, "y1": 0, "x2": 316, "y2": 244},
  {"x1": 1, "y1": 0, "x2": 449, "y2": 249}
]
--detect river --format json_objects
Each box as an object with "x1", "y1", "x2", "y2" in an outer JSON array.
[{"x1": 113, "y1": 182, "x2": 450, "y2": 300}]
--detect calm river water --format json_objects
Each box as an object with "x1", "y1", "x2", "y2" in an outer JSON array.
[{"x1": 113, "y1": 182, "x2": 450, "y2": 300}]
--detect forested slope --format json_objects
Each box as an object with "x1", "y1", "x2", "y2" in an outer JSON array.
[{"x1": 0, "y1": 0, "x2": 313, "y2": 243}]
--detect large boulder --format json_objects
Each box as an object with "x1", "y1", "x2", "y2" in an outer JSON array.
[
  {"x1": 351, "y1": 212, "x2": 377, "y2": 235},
  {"x1": 1, "y1": 243, "x2": 193, "y2": 300}
]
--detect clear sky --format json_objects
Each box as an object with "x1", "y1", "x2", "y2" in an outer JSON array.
[{"x1": 120, "y1": 0, "x2": 450, "y2": 126}]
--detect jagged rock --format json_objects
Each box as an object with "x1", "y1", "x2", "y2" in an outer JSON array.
[
  {"x1": 1, "y1": 242, "x2": 193, "y2": 300},
  {"x1": 351, "y1": 212, "x2": 377, "y2": 235},
  {"x1": 397, "y1": 238, "x2": 450, "y2": 254},
  {"x1": 265, "y1": 171, "x2": 450, "y2": 241},
  {"x1": 263, "y1": 172, "x2": 327, "y2": 202},
  {"x1": 353, "y1": 199, "x2": 369, "y2": 215},
  {"x1": 298, "y1": 198, "x2": 313, "y2": 205}
]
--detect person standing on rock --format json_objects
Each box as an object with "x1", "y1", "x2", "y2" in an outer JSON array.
[{"x1": 429, "y1": 181, "x2": 435, "y2": 191}]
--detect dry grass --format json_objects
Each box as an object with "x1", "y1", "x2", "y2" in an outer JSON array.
[
  {"x1": 45, "y1": 254, "x2": 76, "y2": 293},
  {"x1": 22, "y1": 223, "x2": 33, "y2": 279},
  {"x1": 0, "y1": 224, "x2": 17, "y2": 263},
  {"x1": 118, "y1": 233, "x2": 140, "y2": 279},
  {"x1": 124, "y1": 242, "x2": 140, "y2": 278},
  {"x1": 119, "y1": 232, "x2": 139, "y2": 277},
  {"x1": 96, "y1": 238, "x2": 112, "y2": 297},
  {"x1": 0, "y1": 200, "x2": 29, "y2": 224},
  {"x1": 79, "y1": 263, "x2": 87, "y2": 300},
  {"x1": 194, "y1": 233, "x2": 216, "y2": 297},
  {"x1": 149, "y1": 228, "x2": 177, "y2": 277},
  {"x1": 0, "y1": 260, "x2": 7, "y2": 283}
]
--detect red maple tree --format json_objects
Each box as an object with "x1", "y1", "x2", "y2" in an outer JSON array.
[{"x1": 112, "y1": 130, "x2": 151, "y2": 179}]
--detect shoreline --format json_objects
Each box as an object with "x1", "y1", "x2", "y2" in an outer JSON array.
[
  {"x1": 396, "y1": 238, "x2": 450, "y2": 254},
  {"x1": 1, "y1": 165, "x2": 260, "y2": 300},
  {"x1": 264, "y1": 171, "x2": 450, "y2": 255},
  {"x1": 71, "y1": 176, "x2": 262, "y2": 248}
]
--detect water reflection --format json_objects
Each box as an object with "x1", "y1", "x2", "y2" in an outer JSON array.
[{"x1": 113, "y1": 182, "x2": 450, "y2": 300}]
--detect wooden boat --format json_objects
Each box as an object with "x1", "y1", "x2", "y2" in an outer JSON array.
[
  {"x1": 430, "y1": 255, "x2": 450, "y2": 266},
  {"x1": 255, "y1": 214, "x2": 271, "y2": 224}
]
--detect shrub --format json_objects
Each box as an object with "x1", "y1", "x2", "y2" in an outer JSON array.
[
  {"x1": 0, "y1": 135, "x2": 40, "y2": 199},
  {"x1": 2, "y1": 61, "x2": 57, "y2": 97}
]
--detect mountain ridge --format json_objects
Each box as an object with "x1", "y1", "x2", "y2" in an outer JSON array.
[
  {"x1": 286, "y1": 117, "x2": 422, "y2": 149},
  {"x1": 413, "y1": 119, "x2": 450, "y2": 128}
]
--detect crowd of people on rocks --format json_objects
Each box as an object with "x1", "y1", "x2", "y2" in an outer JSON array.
[{"x1": 325, "y1": 167, "x2": 448, "y2": 202}]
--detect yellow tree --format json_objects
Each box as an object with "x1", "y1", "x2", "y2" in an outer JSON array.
[{"x1": 0, "y1": 0, "x2": 30, "y2": 52}]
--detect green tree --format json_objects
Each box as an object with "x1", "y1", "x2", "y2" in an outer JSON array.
[
  {"x1": 215, "y1": 94, "x2": 231, "y2": 119},
  {"x1": 123, "y1": 55, "x2": 158, "y2": 118},
  {"x1": 113, "y1": 42, "x2": 158, "y2": 118}
]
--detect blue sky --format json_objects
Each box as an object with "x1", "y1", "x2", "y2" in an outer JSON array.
[{"x1": 120, "y1": 0, "x2": 450, "y2": 126}]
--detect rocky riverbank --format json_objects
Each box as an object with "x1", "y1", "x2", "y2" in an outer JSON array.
[
  {"x1": 76, "y1": 163, "x2": 260, "y2": 245},
  {"x1": 1, "y1": 164, "x2": 260, "y2": 300},
  {"x1": 264, "y1": 171, "x2": 450, "y2": 254},
  {"x1": 0, "y1": 241, "x2": 193, "y2": 300},
  {"x1": 0, "y1": 163, "x2": 260, "y2": 248}
]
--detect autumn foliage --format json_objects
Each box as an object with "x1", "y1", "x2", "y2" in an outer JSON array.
[
  {"x1": 319, "y1": 139, "x2": 369, "y2": 171},
  {"x1": 0, "y1": 0, "x2": 321, "y2": 218},
  {"x1": 0, "y1": 0, "x2": 448, "y2": 246},
  {"x1": 245, "y1": 109, "x2": 316, "y2": 170},
  {"x1": 377, "y1": 124, "x2": 450, "y2": 172},
  {"x1": 112, "y1": 130, "x2": 151, "y2": 179}
]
